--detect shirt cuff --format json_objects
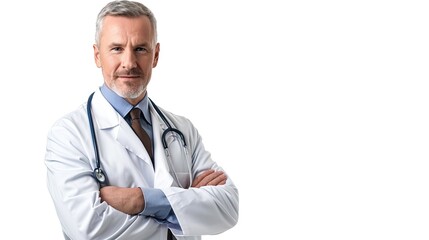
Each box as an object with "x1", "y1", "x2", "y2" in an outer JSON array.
[{"x1": 140, "y1": 188, "x2": 172, "y2": 220}]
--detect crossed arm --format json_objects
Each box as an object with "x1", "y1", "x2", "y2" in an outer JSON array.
[{"x1": 99, "y1": 170, "x2": 227, "y2": 215}]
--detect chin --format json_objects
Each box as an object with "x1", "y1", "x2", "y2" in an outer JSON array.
[{"x1": 113, "y1": 85, "x2": 146, "y2": 99}]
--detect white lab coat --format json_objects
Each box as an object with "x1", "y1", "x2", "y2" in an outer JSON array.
[{"x1": 45, "y1": 90, "x2": 239, "y2": 240}]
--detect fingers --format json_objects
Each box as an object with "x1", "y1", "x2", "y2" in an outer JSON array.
[
  {"x1": 192, "y1": 169, "x2": 215, "y2": 187},
  {"x1": 206, "y1": 172, "x2": 227, "y2": 186},
  {"x1": 192, "y1": 170, "x2": 227, "y2": 188}
]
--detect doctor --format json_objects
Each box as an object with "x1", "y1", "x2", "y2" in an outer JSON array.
[{"x1": 44, "y1": 1, "x2": 239, "y2": 239}]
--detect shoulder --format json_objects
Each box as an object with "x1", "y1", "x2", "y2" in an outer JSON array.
[
  {"x1": 49, "y1": 103, "x2": 88, "y2": 134},
  {"x1": 149, "y1": 103, "x2": 201, "y2": 139},
  {"x1": 155, "y1": 105, "x2": 193, "y2": 128},
  {"x1": 50, "y1": 90, "x2": 105, "y2": 130}
]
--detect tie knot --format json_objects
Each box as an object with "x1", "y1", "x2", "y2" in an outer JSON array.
[{"x1": 129, "y1": 108, "x2": 142, "y2": 121}]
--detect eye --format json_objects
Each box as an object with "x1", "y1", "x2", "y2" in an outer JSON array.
[
  {"x1": 111, "y1": 47, "x2": 122, "y2": 52},
  {"x1": 136, "y1": 47, "x2": 148, "y2": 53}
]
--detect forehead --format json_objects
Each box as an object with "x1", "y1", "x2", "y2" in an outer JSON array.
[{"x1": 100, "y1": 15, "x2": 154, "y2": 44}]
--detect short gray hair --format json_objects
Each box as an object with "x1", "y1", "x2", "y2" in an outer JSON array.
[{"x1": 95, "y1": 0, "x2": 157, "y2": 45}]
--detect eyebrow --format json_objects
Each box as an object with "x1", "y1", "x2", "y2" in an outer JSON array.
[
  {"x1": 108, "y1": 42, "x2": 151, "y2": 48},
  {"x1": 108, "y1": 42, "x2": 124, "y2": 47}
]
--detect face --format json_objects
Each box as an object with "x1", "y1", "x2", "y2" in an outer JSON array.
[{"x1": 93, "y1": 15, "x2": 160, "y2": 105}]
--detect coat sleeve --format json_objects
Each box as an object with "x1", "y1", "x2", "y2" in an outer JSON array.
[
  {"x1": 44, "y1": 112, "x2": 160, "y2": 240},
  {"x1": 162, "y1": 117, "x2": 239, "y2": 236}
]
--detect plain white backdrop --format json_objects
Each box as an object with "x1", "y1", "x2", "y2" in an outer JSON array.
[{"x1": 1, "y1": 0, "x2": 428, "y2": 239}]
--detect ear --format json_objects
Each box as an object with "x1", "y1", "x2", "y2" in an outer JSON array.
[
  {"x1": 152, "y1": 43, "x2": 160, "y2": 68},
  {"x1": 93, "y1": 44, "x2": 101, "y2": 68}
]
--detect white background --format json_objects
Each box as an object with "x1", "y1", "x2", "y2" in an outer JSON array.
[{"x1": 1, "y1": 0, "x2": 428, "y2": 239}]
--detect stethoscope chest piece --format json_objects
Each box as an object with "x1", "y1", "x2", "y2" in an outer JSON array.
[{"x1": 93, "y1": 168, "x2": 106, "y2": 184}]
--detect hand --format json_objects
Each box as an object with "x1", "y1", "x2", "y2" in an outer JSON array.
[
  {"x1": 191, "y1": 169, "x2": 227, "y2": 188},
  {"x1": 99, "y1": 186, "x2": 144, "y2": 215}
]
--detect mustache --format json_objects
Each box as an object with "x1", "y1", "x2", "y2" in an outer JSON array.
[{"x1": 115, "y1": 69, "x2": 143, "y2": 77}]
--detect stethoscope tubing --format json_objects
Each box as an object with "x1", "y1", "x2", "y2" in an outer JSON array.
[
  {"x1": 149, "y1": 98, "x2": 187, "y2": 149},
  {"x1": 87, "y1": 92, "x2": 188, "y2": 186},
  {"x1": 87, "y1": 92, "x2": 107, "y2": 185}
]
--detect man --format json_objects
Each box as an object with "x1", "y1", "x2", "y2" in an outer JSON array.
[{"x1": 45, "y1": 1, "x2": 239, "y2": 239}]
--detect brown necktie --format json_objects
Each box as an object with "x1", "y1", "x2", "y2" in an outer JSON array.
[{"x1": 129, "y1": 108, "x2": 154, "y2": 161}]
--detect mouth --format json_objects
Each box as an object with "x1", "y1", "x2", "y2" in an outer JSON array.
[
  {"x1": 116, "y1": 75, "x2": 142, "y2": 81},
  {"x1": 117, "y1": 75, "x2": 140, "y2": 78}
]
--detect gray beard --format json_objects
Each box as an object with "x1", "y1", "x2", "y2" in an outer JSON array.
[{"x1": 111, "y1": 84, "x2": 145, "y2": 100}]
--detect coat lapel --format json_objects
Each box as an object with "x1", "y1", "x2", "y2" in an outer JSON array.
[
  {"x1": 92, "y1": 90, "x2": 153, "y2": 168},
  {"x1": 116, "y1": 121, "x2": 153, "y2": 167}
]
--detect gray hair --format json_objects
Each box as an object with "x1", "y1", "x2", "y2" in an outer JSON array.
[{"x1": 95, "y1": 0, "x2": 157, "y2": 45}]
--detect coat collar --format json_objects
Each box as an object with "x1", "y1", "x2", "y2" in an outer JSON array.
[
  {"x1": 91, "y1": 90, "x2": 174, "y2": 187},
  {"x1": 91, "y1": 90, "x2": 152, "y2": 166}
]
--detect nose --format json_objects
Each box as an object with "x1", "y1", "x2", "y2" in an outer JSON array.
[{"x1": 121, "y1": 49, "x2": 137, "y2": 70}]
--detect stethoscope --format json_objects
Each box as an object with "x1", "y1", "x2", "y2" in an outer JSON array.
[{"x1": 87, "y1": 92, "x2": 192, "y2": 188}]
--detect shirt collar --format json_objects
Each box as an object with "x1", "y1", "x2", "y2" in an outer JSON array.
[{"x1": 100, "y1": 84, "x2": 151, "y2": 124}]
